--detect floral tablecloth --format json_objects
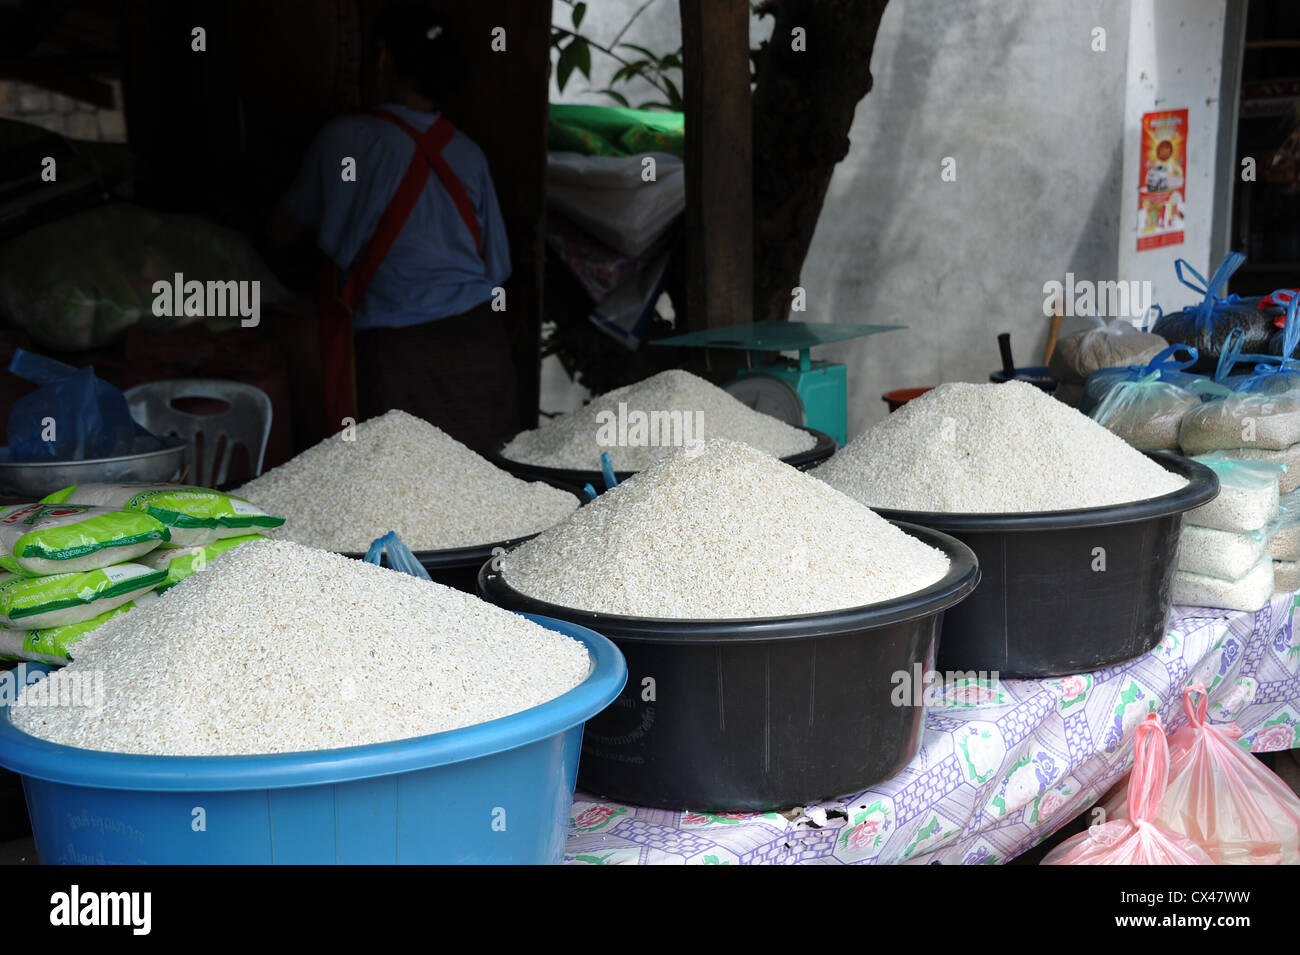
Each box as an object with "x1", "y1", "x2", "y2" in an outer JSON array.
[{"x1": 565, "y1": 593, "x2": 1300, "y2": 865}]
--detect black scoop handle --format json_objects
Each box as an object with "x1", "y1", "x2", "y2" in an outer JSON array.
[{"x1": 997, "y1": 333, "x2": 1016, "y2": 379}]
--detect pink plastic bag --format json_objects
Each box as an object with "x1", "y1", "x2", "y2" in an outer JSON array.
[
  {"x1": 1160, "y1": 685, "x2": 1300, "y2": 864},
  {"x1": 1043, "y1": 714, "x2": 1213, "y2": 865}
]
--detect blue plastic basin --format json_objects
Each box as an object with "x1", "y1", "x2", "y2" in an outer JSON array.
[{"x1": 0, "y1": 615, "x2": 625, "y2": 864}]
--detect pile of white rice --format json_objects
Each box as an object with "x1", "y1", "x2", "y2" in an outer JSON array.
[
  {"x1": 235, "y1": 410, "x2": 578, "y2": 552},
  {"x1": 501, "y1": 439, "x2": 950, "y2": 619},
  {"x1": 813, "y1": 381, "x2": 1188, "y2": 513},
  {"x1": 10, "y1": 540, "x2": 591, "y2": 756},
  {"x1": 501, "y1": 369, "x2": 816, "y2": 470}
]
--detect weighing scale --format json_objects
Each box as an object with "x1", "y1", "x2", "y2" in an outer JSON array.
[{"x1": 650, "y1": 321, "x2": 905, "y2": 446}]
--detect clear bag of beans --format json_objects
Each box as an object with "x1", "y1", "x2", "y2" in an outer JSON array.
[
  {"x1": 1079, "y1": 345, "x2": 1213, "y2": 416},
  {"x1": 1089, "y1": 367, "x2": 1211, "y2": 452},
  {"x1": 1048, "y1": 317, "x2": 1169, "y2": 385},
  {"x1": 1275, "y1": 559, "x2": 1300, "y2": 592},
  {"x1": 1180, "y1": 297, "x2": 1300, "y2": 455}
]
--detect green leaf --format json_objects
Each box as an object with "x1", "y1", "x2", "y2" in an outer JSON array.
[
  {"x1": 636, "y1": 100, "x2": 674, "y2": 111},
  {"x1": 619, "y1": 42, "x2": 660, "y2": 60},
  {"x1": 597, "y1": 87, "x2": 630, "y2": 107},
  {"x1": 573, "y1": 37, "x2": 591, "y2": 79},
  {"x1": 556, "y1": 41, "x2": 578, "y2": 91},
  {"x1": 572, "y1": 1, "x2": 586, "y2": 29}
]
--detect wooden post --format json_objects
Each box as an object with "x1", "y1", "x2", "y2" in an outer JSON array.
[
  {"x1": 680, "y1": 0, "x2": 753, "y2": 332},
  {"x1": 433, "y1": 0, "x2": 551, "y2": 431}
]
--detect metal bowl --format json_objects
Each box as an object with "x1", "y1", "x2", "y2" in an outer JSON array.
[{"x1": 0, "y1": 436, "x2": 187, "y2": 499}]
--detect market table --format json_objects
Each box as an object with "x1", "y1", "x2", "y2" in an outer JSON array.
[{"x1": 564, "y1": 593, "x2": 1300, "y2": 865}]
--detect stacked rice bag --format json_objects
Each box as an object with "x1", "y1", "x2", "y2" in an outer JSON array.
[
  {"x1": 1266, "y1": 488, "x2": 1300, "y2": 592},
  {"x1": 1173, "y1": 455, "x2": 1282, "y2": 612},
  {"x1": 0, "y1": 485, "x2": 280, "y2": 664}
]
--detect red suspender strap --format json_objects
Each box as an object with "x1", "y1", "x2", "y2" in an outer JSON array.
[
  {"x1": 373, "y1": 110, "x2": 484, "y2": 259},
  {"x1": 341, "y1": 111, "x2": 483, "y2": 311},
  {"x1": 381, "y1": 111, "x2": 485, "y2": 259},
  {"x1": 319, "y1": 110, "x2": 483, "y2": 431}
]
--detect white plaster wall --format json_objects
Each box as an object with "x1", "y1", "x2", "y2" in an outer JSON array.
[
  {"x1": 803, "y1": 0, "x2": 1139, "y2": 437},
  {"x1": 544, "y1": 0, "x2": 1232, "y2": 439},
  {"x1": 1116, "y1": 0, "x2": 1230, "y2": 311}
]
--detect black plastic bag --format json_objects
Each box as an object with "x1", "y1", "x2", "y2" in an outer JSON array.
[{"x1": 1151, "y1": 253, "x2": 1277, "y2": 373}]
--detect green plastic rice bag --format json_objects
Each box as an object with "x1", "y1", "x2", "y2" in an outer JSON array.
[
  {"x1": 43, "y1": 483, "x2": 284, "y2": 547},
  {"x1": 0, "y1": 593, "x2": 157, "y2": 665},
  {"x1": 0, "y1": 563, "x2": 165, "y2": 629},
  {"x1": 0, "y1": 503, "x2": 170, "y2": 575},
  {"x1": 138, "y1": 534, "x2": 266, "y2": 592}
]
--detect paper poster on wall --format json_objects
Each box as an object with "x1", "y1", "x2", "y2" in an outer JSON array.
[{"x1": 1137, "y1": 108, "x2": 1188, "y2": 251}]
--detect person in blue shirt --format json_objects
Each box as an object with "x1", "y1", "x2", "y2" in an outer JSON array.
[{"x1": 269, "y1": 2, "x2": 518, "y2": 451}]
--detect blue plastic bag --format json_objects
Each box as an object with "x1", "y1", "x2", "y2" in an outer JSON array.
[
  {"x1": 5, "y1": 350, "x2": 146, "y2": 461},
  {"x1": 364, "y1": 531, "x2": 432, "y2": 581},
  {"x1": 1151, "y1": 253, "x2": 1276, "y2": 372},
  {"x1": 1221, "y1": 293, "x2": 1300, "y2": 396}
]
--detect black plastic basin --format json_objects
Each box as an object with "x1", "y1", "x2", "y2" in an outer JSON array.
[
  {"x1": 485, "y1": 426, "x2": 837, "y2": 494},
  {"x1": 870, "y1": 453, "x2": 1219, "y2": 678},
  {"x1": 478, "y1": 522, "x2": 979, "y2": 811}
]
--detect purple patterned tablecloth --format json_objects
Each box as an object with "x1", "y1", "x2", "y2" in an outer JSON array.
[{"x1": 564, "y1": 594, "x2": 1300, "y2": 865}]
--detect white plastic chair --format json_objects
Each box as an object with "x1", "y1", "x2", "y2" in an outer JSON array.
[{"x1": 125, "y1": 379, "x2": 272, "y2": 487}]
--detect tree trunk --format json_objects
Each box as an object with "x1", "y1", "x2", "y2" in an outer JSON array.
[{"x1": 751, "y1": 0, "x2": 890, "y2": 325}]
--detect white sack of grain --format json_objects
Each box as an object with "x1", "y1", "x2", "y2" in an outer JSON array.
[
  {"x1": 1172, "y1": 557, "x2": 1274, "y2": 613},
  {"x1": 1176, "y1": 524, "x2": 1267, "y2": 581},
  {"x1": 1215, "y1": 443, "x2": 1300, "y2": 493},
  {"x1": 1187, "y1": 454, "x2": 1282, "y2": 533},
  {"x1": 1273, "y1": 559, "x2": 1300, "y2": 593}
]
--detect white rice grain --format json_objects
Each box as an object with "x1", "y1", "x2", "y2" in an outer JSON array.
[
  {"x1": 502, "y1": 439, "x2": 950, "y2": 619},
  {"x1": 235, "y1": 410, "x2": 578, "y2": 552},
  {"x1": 10, "y1": 540, "x2": 591, "y2": 756},
  {"x1": 502, "y1": 369, "x2": 815, "y2": 470},
  {"x1": 813, "y1": 381, "x2": 1187, "y2": 513}
]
